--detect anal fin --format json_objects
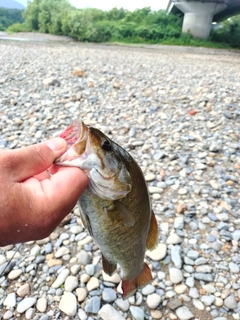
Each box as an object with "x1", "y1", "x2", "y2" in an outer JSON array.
[
  {"x1": 121, "y1": 263, "x2": 152, "y2": 299},
  {"x1": 102, "y1": 254, "x2": 117, "y2": 276},
  {"x1": 146, "y1": 210, "x2": 159, "y2": 251}
]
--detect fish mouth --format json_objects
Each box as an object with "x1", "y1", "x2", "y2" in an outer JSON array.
[{"x1": 55, "y1": 119, "x2": 88, "y2": 163}]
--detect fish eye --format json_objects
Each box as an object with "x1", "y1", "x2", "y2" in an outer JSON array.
[{"x1": 101, "y1": 139, "x2": 112, "y2": 152}]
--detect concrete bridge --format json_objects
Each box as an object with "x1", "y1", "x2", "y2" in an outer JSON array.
[{"x1": 167, "y1": 0, "x2": 240, "y2": 39}]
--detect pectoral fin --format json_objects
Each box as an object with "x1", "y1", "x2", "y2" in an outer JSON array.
[
  {"x1": 146, "y1": 211, "x2": 159, "y2": 251},
  {"x1": 102, "y1": 254, "x2": 117, "y2": 276},
  {"x1": 78, "y1": 205, "x2": 93, "y2": 237},
  {"x1": 104, "y1": 201, "x2": 135, "y2": 227}
]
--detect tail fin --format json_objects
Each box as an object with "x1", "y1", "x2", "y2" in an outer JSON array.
[{"x1": 121, "y1": 263, "x2": 153, "y2": 299}]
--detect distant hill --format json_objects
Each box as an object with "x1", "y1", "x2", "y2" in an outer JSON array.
[{"x1": 0, "y1": 0, "x2": 25, "y2": 9}]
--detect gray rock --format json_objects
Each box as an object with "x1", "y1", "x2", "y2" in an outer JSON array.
[
  {"x1": 224, "y1": 294, "x2": 238, "y2": 309},
  {"x1": 186, "y1": 277, "x2": 194, "y2": 287},
  {"x1": 115, "y1": 298, "x2": 129, "y2": 312},
  {"x1": 201, "y1": 295, "x2": 215, "y2": 306},
  {"x1": 171, "y1": 245, "x2": 182, "y2": 269},
  {"x1": 229, "y1": 262, "x2": 240, "y2": 273},
  {"x1": 167, "y1": 298, "x2": 182, "y2": 310},
  {"x1": 174, "y1": 217, "x2": 184, "y2": 229},
  {"x1": 85, "y1": 296, "x2": 101, "y2": 314},
  {"x1": 141, "y1": 284, "x2": 155, "y2": 295},
  {"x1": 189, "y1": 287, "x2": 199, "y2": 299},
  {"x1": 187, "y1": 250, "x2": 199, "y2": 260},
  {"x1": 102, "y1": 288, "x2": 117, "y2": 302},
  {"x1": 129, "y1": 306, "x2": 144, "y2": 320},
  {"x1": 78, "y1": 251, "x2": 92, "y2": 265},
  {"x1": 194, "y1": 273, "x2": 213, "y2": 282},
  {"x1": 176, "y1": 306, "x2": 194, "y2": 320}
]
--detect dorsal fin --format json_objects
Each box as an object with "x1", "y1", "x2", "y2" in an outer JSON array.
[{"x1": 146, "y1": 211, "x2": 159, "y2": 251}]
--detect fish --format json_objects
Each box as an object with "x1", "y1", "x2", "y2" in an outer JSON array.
[{"x1": 55, "y1": 119, "x2": 159, "y2": 299}]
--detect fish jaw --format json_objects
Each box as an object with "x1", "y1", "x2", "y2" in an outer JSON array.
[{"x1": 55, "y1": 119, "x2": 132, "y2": 200}]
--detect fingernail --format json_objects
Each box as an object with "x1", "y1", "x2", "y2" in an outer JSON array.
[{"x1": 46, "y1": 138, "x2": 66, "y2": 151}]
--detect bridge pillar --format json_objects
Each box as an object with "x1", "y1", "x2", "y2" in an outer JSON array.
[{"x1": 174, "y1": 1, "x2": 227, "y2": 39}]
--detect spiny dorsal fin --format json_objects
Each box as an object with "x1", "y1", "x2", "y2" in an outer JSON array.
[{"x1": 146, "y1": 211, "x2": 159, "y2": 251}]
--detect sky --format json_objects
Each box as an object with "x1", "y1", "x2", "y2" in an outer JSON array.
[{"x1": 17, "y1": 0, "x2": 169, "y2": 11}]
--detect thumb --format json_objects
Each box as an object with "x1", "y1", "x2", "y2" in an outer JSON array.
[{"x1": 4, "y1": 138, "x2": 67, "y2": 182}]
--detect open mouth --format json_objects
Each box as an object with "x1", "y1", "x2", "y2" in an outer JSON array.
[{"x1": 59, "y1": 119, "x2": 88, "y2": 149}]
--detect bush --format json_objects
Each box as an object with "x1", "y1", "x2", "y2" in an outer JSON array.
[
  {"x1": 7, "y1": 22, "x2": 30, "y2": 33},
  {"x1": 90, "y1": 21, "x2": 113, "y2": 42}
]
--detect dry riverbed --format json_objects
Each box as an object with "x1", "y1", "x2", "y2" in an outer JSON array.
[{"x1": 0, "y1": 34, "x2": 239, "y2": 320}]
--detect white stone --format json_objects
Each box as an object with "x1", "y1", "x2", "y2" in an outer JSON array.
[
  {"x1": 3, "y1": 293, "x2": 16, "y2": 308},
  {"x1": 52, "y1": 269, "x2": 70, "y2": 288},
  {"x1": 59, "y1": 292, "x2": 77, "y2": 317},
  {"x1": 193, "y1": 299, "x2": 204, "y2": 310},
  {"x1": 78, "y1": 308, "x2": 88, "y2": 320},
  {"x1": 98, "y1": 304, "x2": 125, "y2": 320},
  {"x1": 102, "y1": 271, "x2": 121, "y2": 283},
  {"x1": 0, "y1": 254, "x2": 7, "y2": 266},
  {"x1": 175, "y1": 284, "x2": 187, "y2": 294},
  {"x1": 146, "y1": 293, "x2": 161, "y2": 309},
  {"x1": 3, "y1": 310, "x2": 13, "y2": 320},
  {"x1": 70, "y1": 225, "x2": 83, "y2": 234},
  {"x1": 149, "y1": 186, "x2": 163, "y2": 194},
  {"x1": 202, "y1": 284, "x2": 216, "y2": 293},
  {"x1": 76, "y1": 288, "x2": 88, "y2": 302},
  {"x1": 65, "y1": 276, "x2": 79, "y2": 292},
  {"x1": 36, "y1": 297, "x2": 47, "y2": 312},
  {"x1": 145, "y1": 173, "x2": 155, "y2": 181},
  {"x1": 30, "y1": 245, "x2": 41, "y2": 256},
  {"x1": 146, "y1": 243, "x2": 167, "y2": 261},
  {"x1": 8, "y1": 269, "x2": 22, "y2": 280},
  {"x1": 25, "y1": 308, "x2": 35, "y2": 320},
  {"x1": 167, "y1": 233, "x2": 183, "y2": 244},
  {"x1": 169, "y1": 268, "x2": 183, "y2": 284},
  {"x1": 87, "y1": 277, "x2": 99, "y2": 291},
  {"x1": 16, "y1": 297, "x2": 37, "y2": 313},
  {"x1": 55, "y1": 247, "x2": 70, "y2": 258}
]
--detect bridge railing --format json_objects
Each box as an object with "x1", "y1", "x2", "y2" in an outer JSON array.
[{"x1": 172, "y1": 0, "x2": 231, "y2": 4}]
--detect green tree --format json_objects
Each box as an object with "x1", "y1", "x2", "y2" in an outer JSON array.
[
  {"x1": 62, "y1": 9, "x2": 95, "y2": 40},
  {"x1": 0, "y1": 8, "x2": 24, "y2": 30}
]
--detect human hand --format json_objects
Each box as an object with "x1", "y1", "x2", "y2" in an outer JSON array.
[{"x1": 0, "y1": 138, "x2": 88, "y2": 246}]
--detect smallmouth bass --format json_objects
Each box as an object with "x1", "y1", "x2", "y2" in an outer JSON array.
[{"x1": 56, "y1": 119, "x2": 159, "y2": 299}]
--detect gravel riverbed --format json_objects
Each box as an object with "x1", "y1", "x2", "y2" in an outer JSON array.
[{"x1": 0, "y1": 34, "x2": 240, "y2": 320}]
